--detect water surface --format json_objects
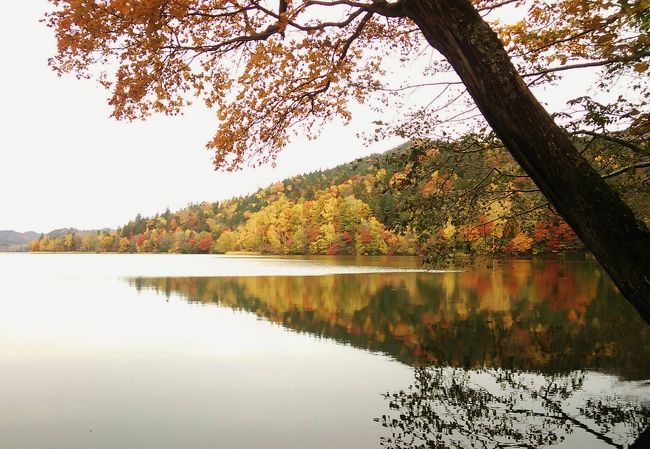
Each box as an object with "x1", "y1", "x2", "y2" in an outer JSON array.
[{"x1": 0, "y1": 254, "x2": 648, "y2": 448}]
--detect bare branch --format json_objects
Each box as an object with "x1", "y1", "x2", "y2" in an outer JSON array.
[
  {"x1": 353, "y1": 80, "x2": 463, "y2": 92},
  {"x1": 602, "y1": 161, "x2": 650, "y2": 179},
  {"x1": 573, "y1": 130, "x2": 648, "y2": 155},
  {"x1": 521, "y1": 53, "x2": 649, "y2": 77},
  {"x1": 477, "y1": 0, "x2": 519, "y2": 13}
]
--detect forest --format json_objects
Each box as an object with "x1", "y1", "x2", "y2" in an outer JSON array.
[
  {"x1": 29, "y1": 140, "x2": 588, "y2": 257},
  {"x1": 42, "y1": 0, "x2": 650, "y2": 319}
]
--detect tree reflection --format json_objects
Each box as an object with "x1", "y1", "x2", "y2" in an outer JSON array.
[
  {"x1": 378, "y1": 368, "x2": 650, "y2": 449},
  {"x1": 127, "y1": 258, "x2": 650, "y2": 447},
  {"x1": 129, "y1": 259, "x2": 650, "y2": 378}
]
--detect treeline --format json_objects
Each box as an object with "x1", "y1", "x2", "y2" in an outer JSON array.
[
  {"x1": 29, "y1": 178, "x2": 416, "y2": 255},
  {"x1": 28, "y1": 168, "x2": 418, "y2": 254},
  {"x1": 29, "y1": 143, "x2": 583, "y2": 256}
]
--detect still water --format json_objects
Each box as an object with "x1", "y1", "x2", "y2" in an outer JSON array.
[{"x1": 0, "y1": 253, "x2": 648, "y2": 448}]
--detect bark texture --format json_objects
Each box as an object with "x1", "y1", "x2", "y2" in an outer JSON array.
[{"x1": 401, "y1": 0, "x2": 650, "y2": 322}]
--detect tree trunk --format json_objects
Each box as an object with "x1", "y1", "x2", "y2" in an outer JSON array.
[
  {"x1": 401, "y1": 0, "x2": 650, "y2": 322},
  {"x1": 630, "y1": 425, "x2": 650, "y2": 449}
]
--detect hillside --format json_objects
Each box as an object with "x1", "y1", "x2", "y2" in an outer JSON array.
[
  {"x1": 27, "y1": 145, "x2": 415, "y2": 255},
  {"x1": 28, "y1": 142, "x2": 584, "y2": 257}
]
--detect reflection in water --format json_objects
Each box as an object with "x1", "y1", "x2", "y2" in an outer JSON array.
[
  {"x1": 379, "y1": 368, "x2": 650, "y2": 449},
  {"x1": 130, "y1": 259, "x2": 650, "y2": 448},
  {"x1": 130, "y1": 259, "x2": 650, "y2": 378}
]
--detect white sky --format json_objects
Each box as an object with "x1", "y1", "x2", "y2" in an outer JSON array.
[
  {"x1": 0, "y1": 1, "x2": 403, "y2": 233},
  {"x1": 0, "y1": 2, "x2": 600, "y2": 233}
]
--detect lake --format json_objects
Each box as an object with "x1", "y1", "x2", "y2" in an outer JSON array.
[{"x1": 0, "y1": 253, "x2": 648, "y2": 448}]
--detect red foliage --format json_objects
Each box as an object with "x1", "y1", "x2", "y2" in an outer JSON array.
[
  {"x1": 198, "y1": 235, "x2": 213, "y2": 253},
  {"x1": 135, "y1": 234, "x2": 146, "y2": 248},
  {"x1": 533, "y1": 218, "x2": 581, "y2": 253}
]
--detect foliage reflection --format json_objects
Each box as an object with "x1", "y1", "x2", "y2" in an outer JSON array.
[{"x1": 130, "y1": 259, "x2": 650, "y2": 379}]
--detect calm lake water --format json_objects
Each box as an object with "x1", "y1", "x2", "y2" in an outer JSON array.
[{"x1": 0, "y1": 253, "x2": 648, "y2": 448}]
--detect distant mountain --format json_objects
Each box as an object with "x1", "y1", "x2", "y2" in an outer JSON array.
[
  {"x1": 0, "y1": 228, "x2": 113, "y2": 252},
  {"x1": 0, "y1": 230, "x2": 40, "y2": 245},
  {"x1": 0, "y1": 230, "x2": 40, "y2": 252}
]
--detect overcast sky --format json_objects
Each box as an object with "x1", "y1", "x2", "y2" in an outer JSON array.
[
  {"x1": 1, "y1": 1, "x2": 405, "y2": 233},
  {"x1": 0, "y1": 2, "x2": 598, "y2": 233}
]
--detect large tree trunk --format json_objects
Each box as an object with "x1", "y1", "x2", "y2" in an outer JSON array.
[
  {"x1": 630, "y1": 425, "x2": 650, "y2": 449},
  {"x1": 401, "y1": 0, "x2": 650, "y2": 322}
]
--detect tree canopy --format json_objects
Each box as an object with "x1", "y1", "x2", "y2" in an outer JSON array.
[
  {"x1": 45, "y1": 0, "x2": 650, "y2": 321},
  {"x1": 45, "y1": 0, "x2": 648, "y2": 167}
]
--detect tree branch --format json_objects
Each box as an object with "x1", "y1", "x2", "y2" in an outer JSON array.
[
  {"x1": 602, "y1": 161, "x2": 650, "y2": 179},
  {"x1": 573, "y1": 130, "x2": 648, "y2": 155},
  {"x1": 521, "y1": 53, "x2": 649, "y2": 77},
  {"x1": 477, "y1": 0, "x2": 518, "y2": 13}
]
